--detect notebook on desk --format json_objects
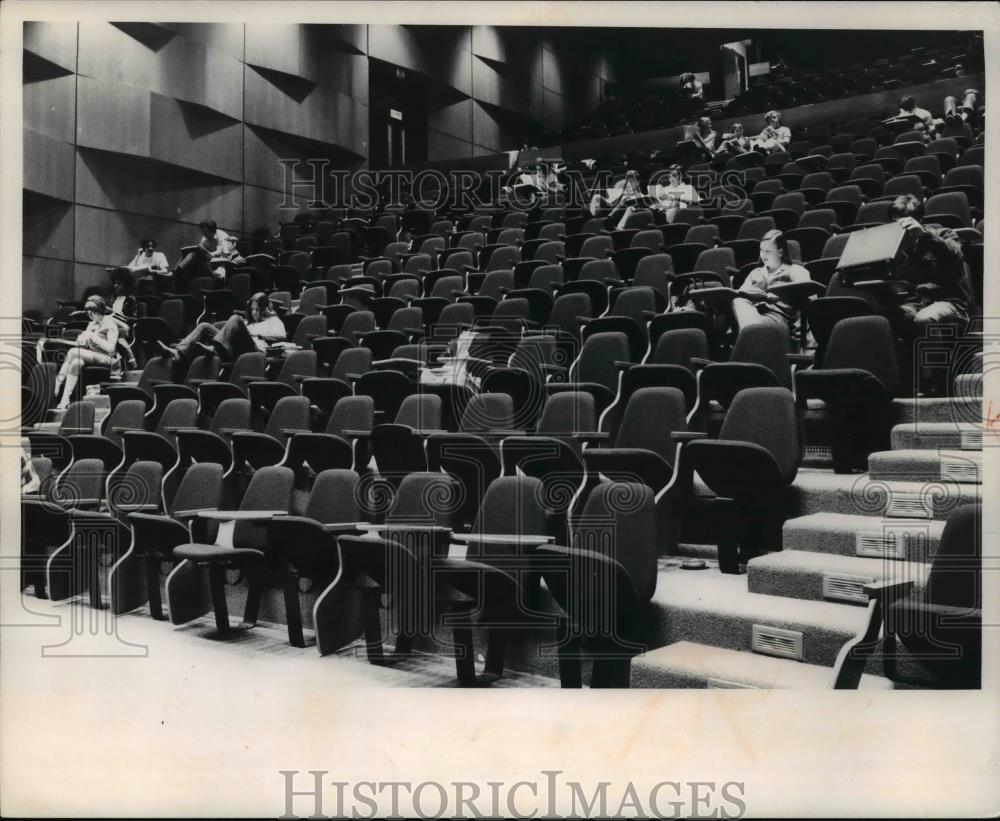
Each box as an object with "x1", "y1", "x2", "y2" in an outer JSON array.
[{"x1": 836, "y1": 221, "x2": 908, "y2": 284}]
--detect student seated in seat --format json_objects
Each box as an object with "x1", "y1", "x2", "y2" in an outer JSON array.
[
  {"x1": 171, "y1": 220, "x2": 233, "y2": 293},
  {"x1": 732, "y1": 229, "x2": 812, "y2": 334},
  {"x1": 889, "y1": 194, "x2": 976, "y2": 332},
  {"x1": 126, "y1": 237, "x2": 170, "y2": 286},
  {"x1": 646, "y1": 164, "x2": 701, "y2": 224},
  {"x1": 718, "y1": 122, "x2": 752, "y2": 155},
  {"x1": 751, "y1": 110, "x2": 792, "y2": 153},
  {"x1": 159, "y1": 292, "x2": 286, "y2": 363},
  {"x1": 52, "y1": 296, "x2": 121, "y2": 410}
]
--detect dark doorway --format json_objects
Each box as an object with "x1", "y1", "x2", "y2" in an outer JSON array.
[{"x1": 369, "y1": 59, "x2": 428, "y2": 169}]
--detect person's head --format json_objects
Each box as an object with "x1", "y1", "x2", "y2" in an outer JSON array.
[
  {"x1": 199, "y1": 220, "x2": 218, "y2": 239},
  {"x1": 698, "y1": 116, "x2": 712, "y2": 134},
  {"x1": 680, "y1": 73, "x2": 694, "y2": 85},
  {"x1": 84, "y1": 295, "x2": 108, "y2": 319},
  {"x1": 899, "y1": 96, "x2": 916, "y2": 113},
  {"x1": 764, "y1": 110, "x2": 782, "y2": 127},
  {"x1": 139, "y1": 237, "x2": 157, "y2": 256},
  {"x1": 111, "y1": 268, "x2": 135, "y2": 296},
  {"x1": 731, "y1": 123, "x2": 744, "y2": 137},
  {"x1": 667, "y1": 164, "x2": 683, "y2": 185},
  {"x1": 889, "y1": 194, "x2": 924, "y2": 222},
  {"x1": 249, "y1": 292, "x2": 273, "y2": 322},
  {"x1": 759, "y1": 229, "x2": 792, "y2": 271}
]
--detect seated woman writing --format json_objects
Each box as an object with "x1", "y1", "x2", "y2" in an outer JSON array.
[
  {"x1": 751, "y1": 111, "x2": 792, "y2": 153},
  {"x1": 731, "y1": 230, "x2": 812, "y2": 335},
  {"x1": 159, "y1": 292, "x2": 286, "y2": 363},
  {"x1": 52, "y1": 296, "x2": 121, "y2": 411}
]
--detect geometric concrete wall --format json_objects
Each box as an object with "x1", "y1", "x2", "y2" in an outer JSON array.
[{"x1": 23, "y1": 21, "x2": 611, "y2": 313}]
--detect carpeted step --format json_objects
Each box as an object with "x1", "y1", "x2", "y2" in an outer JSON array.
[
  {"x1": 953, "y1": 372, "x2": 982, "y2": 399},
  {"x1": 891, "y1": 396, "x2": 981, "y2": 425},
  {"x1": 890, "y1": 422, "x2": 988, "y2": 451},
  {"x1": 746, "y1": 550, "x2": 931, "y2": 604},
  {"x1": 631, "y1": 640, "x2": 893, "y2": 689},
  {"x1": 786, "y1": 471, "x2": 981, "y2": 519},
  {"x1": 783, "y1": 512, "x2": 945, "y2": 561},
  {"x1": 646, "y1": 570, "x2": 869, "y2": 667},
  {"x1": 868, "y1": 449, "x2": 982, "y2": 484}
]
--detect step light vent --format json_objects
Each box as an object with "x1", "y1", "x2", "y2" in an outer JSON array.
[
  {"x1": 751, "y1": 625, "x2": 803, "y2": 661},
  {"x1": 822, "y1": 573, "x2": 870, "y2": 604},
  {"x1": 886, "y1": 492, "x2": 933, "y2": 519}
]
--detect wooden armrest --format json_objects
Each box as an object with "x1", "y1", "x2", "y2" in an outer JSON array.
[
  {"x1": 690, "y1": 357, "x2": 713, "y2": 369},
  {"x1": 320, "y1": 522, "x2": 368, "y2": 534},
  {"x1": 240, "y1": 374, "x2": 266, "y2": 383},
  {"x1": 171, "y1": 507, "x2": 219, "y2": 519},
  {"x1": 280, "y1": 428, "x2": 312, "y2": 436},
  {"x1": 786, "y1": 353, "x2": 814, "y2": 366},
  {"x1": 863, "y1": 579, "x2": 915, "y2": 602},
  {"x1": 114, "y1": 503, "x2": 160, "y2": 512},
  {"x1": 451, "y1": 533, "x2": 555, "y2": 545},
  {"x1": 672, "y1": 431, "x2": 709, "y2": 442},
  {"x1": 614, "y1": 360, "x2": 633, "y2": 370},
  {"x1": 195, "y1": 509, "x2": 287, "y2": 521},
  {"x1": 216, "y1": 428, "x2": 243, "y2": 437},
  {"x1": 341, "y1": 429, "x2": 373, "y2": 439},
  {"x1": 354, "y1": 523, "x2": 452, "y2": 534},
  {"x1": 573, "y1": 431, "x2": 610, "y2": 441}
]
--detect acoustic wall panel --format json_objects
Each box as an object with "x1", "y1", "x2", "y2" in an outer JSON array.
[
  {"x1": 24, "y1": 192, "x2": 74, "y2": 260},
  {"x1": 77, "y1": 21, "x2": 243, "y2": 120},
  {"x1": 24, "y1": 130, "x2": 75, "y2": 202},
  {"x1": 161, "y1": 23, "x2": 245, "y2": 61},
  {"x1": 23, "y1": 74, "x2": 75, "y2": 143},
  {"x1": 428, "y1": 98, "x2": 473, "y2": 142},
  {"x1": 75, "y1": 76, "x2": 151, "y2": 158},
  {"x1": 23, "y1": 21, "x2": 77, "y2": 74},
  {"x1": 73, "y1": 205, "x2": 222, "y2": 270},
  {"x1": 244, "y1": 185, "x2": 289, "y2": 233},
  {"x1": 148, "y1": 93, "x2": 244, "y2": 182},
  {"x1": 23, "y1": 256, "x2": 74, "y2": 317},
  {"x1": 75, "y1": 148, "x2": 243, "y2": 228},
  {"x1": 427, "y1": 130, "x2": 476, "y2": 162}
]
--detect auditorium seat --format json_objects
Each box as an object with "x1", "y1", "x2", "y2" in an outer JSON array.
[
  {"x1": 683, "y1": 387, "x2": 801, "y2": 573},
  {"x1": 937, "y1": 165, "x2": 983, "y2": 210},
  {"x1": 880, "y1": 503, "x2": 981, "y2": 688},
  {"x1": 170, "y1": 466, "x2": 295, "y2": 633},
  {"x1": 795, "y1": 315, "x2": 898, "y2": 473},
  {"x1": 539, "y1": 481, "x2": 658, "y2": 687},
  {"x1": 116, "y1": 462, "x2": 225, "y2": 619},
  {"x1": 547, "y1": 330, "x2": 630, "y2": 415},
  {"x1": 820, "y1": 184, "x2": 863, "y2": 227},
  {"x1": 924, "y1": 191, "x2": 972, "y2": 229}
]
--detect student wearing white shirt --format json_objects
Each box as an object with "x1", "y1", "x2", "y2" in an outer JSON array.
[
  {"x1": 648, "y1": 165, "x2": 700, "y2": 223},
  {"x1": 896, "y1": 96, "x2": 937, "y2": 133},
  {"x1": 732, "y1": 230, "x2": 812, "y2": 333},
  {"x1": 160, "y1": 292, "x2": 286, "y2": 362},
  {"x1": 751, "y1": 111, "x2": 792, "y2": 153},
  {"x1": 126, "y1": 238, "x2": 169, "y2": 275}
]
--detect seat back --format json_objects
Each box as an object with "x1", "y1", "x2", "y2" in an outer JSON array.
[
  {"x1": 227, "y1": 352, "x2": 266, "y2": 387},
  {"x1": 293, "y1": 315, "x2": 328, "y2": 348},
  {"x1": 579, "y1": 235, "x2": 613, "y2": 259},
  {"x1": 109, "y1": 460, "x2": 163, "y2": 513},
  {"x1": 460, "y1": 392, "x2": 515, "y2": 433},
  {"x1": 694, "y1": 247, "x2": 736, "y2": 277},
  {"x1": 210, "y1": 398, "x2": 251, "y2": 435},
  {"x1": 103, "y1": 400, "x2": 146, "y2": 445},
  {"x1": 263, "y1": 396, "x2": 311, "y2": 443},
  {"x1": 154, "y1": 398, "x2": 198, "y2": 442},
  {"x1": 331, "y1": 348, "x2": 372, "y2": 382},
  {"x1": 275, "y1": 350, "x2": 317, "y2": 389},
  {"x1": 303, "y1": 469, "x2": 361, "y2": 524},
  {"x1": 535, "y1": 391, "x2": 596, "y2": 435},
  {"x1": 771, "y1": 192, "x2": 806, "y2": 215},
  {"x1": 573, "y1": 482, "x2": 658, "y2": 603},
  {"x1": 925, "y1": 192, "x2": 972, "y2": 228},
  {"x1": 234, "y1": 466, "x2": 294, "y2": 549},
  {"x1": 53, "y1": 458, "x2": 105, "y2": 508},
  {"x1": 578, "y1": 258, "x2": 616, "y2": 282},
  {"x1": 737, "y1": 217, "x2": 776, "y2": 240},
  {"x1": 854, "y1": 201, "x2": 891, "y2": 226},
  {"x1": 326, "y1": 395, "x2": 375, "y2": 436},
  {"x1": 572, "y1": 332, "x2": 629, "y2": 393},
  {"x1": 547, "y1": 293, "x2": 591, "y2": 335},
  {"x1": 614, "y1": 387, "x2": 687, "y2": 462},
  {"x1": 730, "y1": 323, "x2": 792, "y2": 389},
  {"x1": 651, "y1": 328, "x2": 709, "y2": 372},
  {"x1": 59, "y1": 402, "x2": 95, "y2": 436},
  {"x1": 926, "y1": 503, "x2": 981, "y2": 608},
  {"x1": 395, "y1": 394, "x2": 441, "y2": 430},
  {"x1": 823, "y1": 315, "x2": 899, "y2": 395},
  {"x1": 169, "y1": 462, "x2": 224, "y2": 517},
  {"x1": 387, "y1": 472, "x2": 459, "y2": 529},
  {"x1": 387, "y1": 306, "x2": 423, "y2": 334},
  {"x1": 717, "y1": 387, "x2": 800, "y2": 482},
  {"x1": 470, "y1": 475, "x2": 548, "y2": 542}
]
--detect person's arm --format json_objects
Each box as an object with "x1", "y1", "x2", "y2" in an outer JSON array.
[
  {"x1": 251, "y1": 315, "x2": 286, "y2": 343},
  {"x1": 89, "y1": 320, "x2": 119, "y2": 356},
  {"x1": 915, "y1": 226, "x2": 966, "y2": 284},
  {"x1": 738, "y1": 269, "x2": 769, "y2": 300},
  {"x1": 126, "y1": 251, "x2": 144, "y2": 270},
  {"x1": 151, "y1": 252, "x2": 169, "y2": 272}
]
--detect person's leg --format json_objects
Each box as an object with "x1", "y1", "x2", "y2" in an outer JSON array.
[
  {"x1": 212, "y1": 315, "x2": 258, "y2": 359},
  {"x1": 170, "y1": 322, "x2": 220, "y2": 361},
  {"x1": 55, "y1": 348, "x2": 113, "y2": 409},
  {"x1": 912, "y1": 301, "x2": 968, "y2": 395},
  {"x1": 730, "y1": 297, "x2": 766, "y2": 333}
]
